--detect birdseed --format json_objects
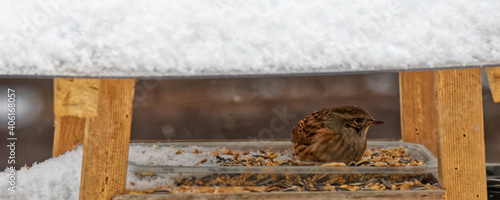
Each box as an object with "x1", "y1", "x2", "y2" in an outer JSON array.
[{"x1": 129, "y1": 145, "x2": 440, "y2": 194}]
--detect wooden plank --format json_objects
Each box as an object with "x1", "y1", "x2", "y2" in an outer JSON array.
[
  {"x1": 80, "y1": 79, "x2": 136, "y2": 200},
  {"x1": 399, "y1": 71, "x2": 439, "y2": 156},
  {"x1": 54, "y1": 78, "x2": 100, "y2": 117},
  {"x1": 52, "y1": 116, "x2": 86, "y2": 157},
  {"x1": 435, "y1": 68, "x2": 487, "y2": 200},
  {"x1": 485, "y1": 66, "x2": 500, "y2": 103},
  {"x1": 53, "y1": 78, "x2": 100, "y2": 157}
]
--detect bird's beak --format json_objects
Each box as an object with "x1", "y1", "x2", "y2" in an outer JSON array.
[{"x1": 369, "y1": 120, "x2": 384, "y2": 125}]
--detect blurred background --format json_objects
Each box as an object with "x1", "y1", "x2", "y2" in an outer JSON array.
[{"x1": 1, "y1": 70, "x2": 499, "y2": 170}]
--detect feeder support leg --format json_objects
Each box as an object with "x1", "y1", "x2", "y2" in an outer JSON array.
[
  {"x1": 53, "y1": 78, "x2": 136, "y2": 200},
  {"x1": 53, "y1": 78, "x2": 100, "y2": 157},
  {"x1": 435, "y1": 69, "x2": 486, "y2": 200},
  {"x1": 485, "y1": 66, "x2": 500, "y2": 103},
  {"x1": 399, "y1": 71, "x2": 439, "y2": 156}
]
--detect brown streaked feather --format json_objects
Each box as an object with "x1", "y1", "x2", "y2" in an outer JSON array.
[
  {"x1": 291, "y1": 106, "x2": 381, "y2": 163},
  {"x1": 291, "y1": 109, "x2": 333, "y2": 162}
]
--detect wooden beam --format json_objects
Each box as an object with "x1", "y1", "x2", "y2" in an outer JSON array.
[
  {"x1": 399, "y1": 71, "x2": 439, "y2": 156},
  {"x1": 435, "y1": 68, "x2": 486, "y2": 200},
  {"x1": 54, "y1": 78, "x2": 100, "y2": 117},
  {"x1": 485, "y1": 66, "x2": 500, "y2": 103},
  {"x1": 53, "y1": 78, "x2": 100, "y2": 157},
  {"x1": 80, "y1": 79, "x2": 136, "y2": 200},
  {"x1": 53, "y1": 116, "x2": 87, "y2": 156}
]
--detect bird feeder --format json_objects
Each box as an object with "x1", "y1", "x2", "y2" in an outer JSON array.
[{"x1": 2, "y1": 1, "x2": 500, "y2": 199}]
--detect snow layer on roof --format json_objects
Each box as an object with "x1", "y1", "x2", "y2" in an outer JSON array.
[{"x1": 1, "y1": 0, "x2": 500, "y2": 77}]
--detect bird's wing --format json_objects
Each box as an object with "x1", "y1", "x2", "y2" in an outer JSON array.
[
  {"x1": 292, "y1": 110, "x2": 325, "y2": 144},
  {"x1": 292, "y1": 111, "x2": 334, "y2": 161}
]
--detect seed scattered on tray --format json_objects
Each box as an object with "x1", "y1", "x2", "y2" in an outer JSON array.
[
  {"x1": 135, "y1": 172, "x2": 156, "y2": 176},
  {"x1": 221, "y1": 147, "x2": 233, "y2": 155},
  {"x1": 196, "y1": 158, "x2": 208, "y2": 166},
  {"x1": 211, "y1": 146, "x2": 423, "y2": 167},
  {"x1": 320, "y1": 162, "x2": 346, "y2": 167},
  {"x1": 130, "y1": 145, "x2": 440, "y2": 194},
  {"x1": 175, "y1": 150, "x2": 184, "y2": 154},
  {"x1": 172, "y1": 173, "x2": 441, "y2": 193},
  {"x1": 193, "y1": 149, "x2": 202, "y2": 154}
]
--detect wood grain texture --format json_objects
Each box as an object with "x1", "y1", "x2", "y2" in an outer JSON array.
[
  {"x1": 399, "y1": 71, "x2": 439, "y2": 156},
  {"x1": 435, "y1": 68, "x2": 486, "y2": 200},
  {"x1": 54, "y1": 78, "x2": 100, "y2": 117},
  {"x1": 52, "y1": 116, "x2": 86, "y2": 157},
  {"x1": 53, "y1": 78, "x2": 100, "y2": 157},
  {"x1": 80, "y1": 79, "x2": 136, "y2": 200},
  {"x1": 485, "y1": 66, "x2": 500, "y2": 103}
]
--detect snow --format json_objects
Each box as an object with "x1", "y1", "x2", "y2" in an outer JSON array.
[
  {"x1": 0, "y1": 147, "x2": 83, "y2": 200},
  {"x1": 128, "y1": 144, "x2": 293, "y2": 166},
  {"x1": 0, "y1": 144, "x2": 294, "y2": 199},
  {"x1": 1, "y1": 0, "x2": 499, "y2": 77},
  {"x1": 129, "y1": 145, "x2": 220, "y2": 166}
]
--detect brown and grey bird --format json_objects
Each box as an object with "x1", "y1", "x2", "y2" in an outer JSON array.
[{"x1": 291, "y1": 105, "x2": 383, "y2": 164}]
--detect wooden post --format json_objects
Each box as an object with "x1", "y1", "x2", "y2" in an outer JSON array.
[
  {"x1": 53, "y1": 78, "x2": 100, "y2": 157},
  {"x1": 399, "y1": 71, "x2": 439, "y2": 155},
  {"x1": 485, "y1": 66, "x2": 500, "y2": 103},
  {"x1": 53, "y1": 116, "x2": 87, "y2": 156},
  {"x1": 80, "y1": 79, "x2": 136, "y2": 200},
  {"x1": 435, "y1": 68, "x2": 486, "y2": 200}
]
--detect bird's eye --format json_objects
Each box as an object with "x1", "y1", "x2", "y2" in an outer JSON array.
[{"x1": 354, "y1": 118, "x2": 362, "y2": 123}]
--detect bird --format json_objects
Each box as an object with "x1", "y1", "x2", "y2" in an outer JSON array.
[{"x1": 291, "y1": 105, "x2": 383, "y2": 164}]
